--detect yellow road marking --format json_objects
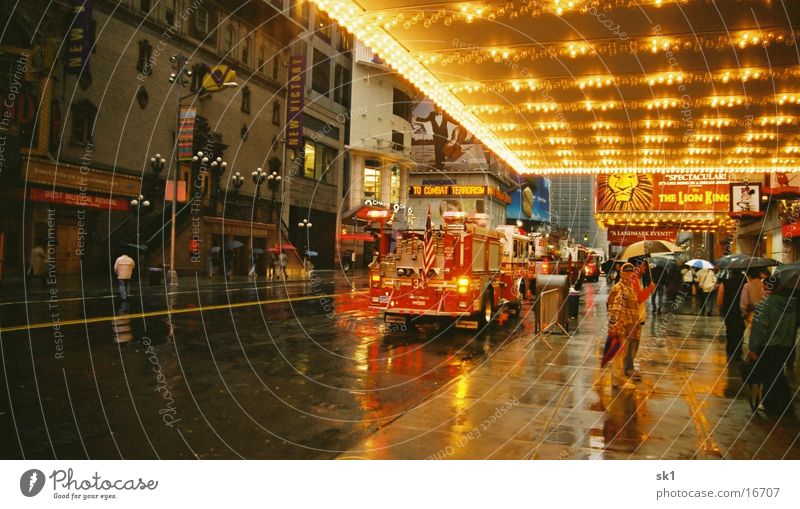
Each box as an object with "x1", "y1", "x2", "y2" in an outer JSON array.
[{"x1": 0, "y1": 293, "x2": 346, "y2": 334}]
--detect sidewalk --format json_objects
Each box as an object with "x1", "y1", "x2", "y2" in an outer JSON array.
[{"x1": 340, "y1": 283, "x2": 800, "y2": 460}]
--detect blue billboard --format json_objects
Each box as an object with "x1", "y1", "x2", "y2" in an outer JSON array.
[{"x1": 507, "y1": 176, "x2": 550, "y2": 222}]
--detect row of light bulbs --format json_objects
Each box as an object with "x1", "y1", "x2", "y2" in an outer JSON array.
[
  {"x1": 518, "y1": 146, "x2": 800, "y2": 157},
  {"x1": 487, "y1": 116, "x2": 800, "y2": 132},
  {"x1": 444, "y1": 66, "x2": 800, "y2": 95},
  {"x1": 517, "y1": 160, "x2": 800, "y2": 171},
  {"x1": 313, "y1": 0, "x2": 528, "y2": 175},
  {"x1": 374, "y1": 1, "x2": 691, "y2": 31},
  {"x1": 416, "y1": 29, "x2": 798, "y2": 67},
  {"x1": 502, "y1": 134, "x2": 800, "y2": 145},
  {"x1": 469, "y1": 93, "x2": 800, "y2": 114}
]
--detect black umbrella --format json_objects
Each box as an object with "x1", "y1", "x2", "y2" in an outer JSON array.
[
  {"x1": 650, "y1": 256, "x2": 677, "y2": 269},
  {"x1": 772, "y1": 261, "x2": 800, "y2": 289},
  {"x1": 225, "y1": 240, "x2": 244, "y2": 250},
  {"x1": 715, "y1": 254, "x2": 779, "y2": 270}
]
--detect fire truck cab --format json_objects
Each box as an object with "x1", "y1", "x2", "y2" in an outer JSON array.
[{"x1": 369, "y1": 213, "x2": 533, "y2": 330}]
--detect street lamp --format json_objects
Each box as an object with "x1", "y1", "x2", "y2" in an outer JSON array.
[
  {"x1": 251, "y1": 167, "x2": 266, "y2": 223},
  {"x1": 298, "y1": 218, "x2": 312, "y2": 261},
  {"x1": 150, "y1": 153, "x2": 165, "y2": 194},
  {"x1": 231, "y1": 171, "x2": 245, "y2": 193},
  {"x1": 130, "y1": 194, "x2": 150, "y2": 255},
  {"x1": 209, "y1": 156, "x2": 228, "y2": 204},
  {"x1": 266, "y1": 170, "x2": 281, "y2": 223},
  {"x1": 166, "y1": 54, "x2": 193, "y2": 286}
]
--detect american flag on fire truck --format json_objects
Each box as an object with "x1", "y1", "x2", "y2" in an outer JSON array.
[{"x1": 422, "y1": 205, "x2": 436, "y2": 282}]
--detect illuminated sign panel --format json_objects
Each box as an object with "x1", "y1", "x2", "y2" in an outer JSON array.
[
  {"x1": 409, "y1": 185, "x2": 511, "y2": 204},
  {"x1": 596, "y1": 172, "x2": 731, "y2": 213}
]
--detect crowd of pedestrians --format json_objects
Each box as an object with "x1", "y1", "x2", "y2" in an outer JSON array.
[{"x1": 604, "y1": 255, "x2": 796, "y2": 416}]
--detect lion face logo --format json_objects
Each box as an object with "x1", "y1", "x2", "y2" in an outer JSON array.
[
  {"x1": 597, "y1": 173, "x2": 653, "y2": 212},
  {"x1": 607, "y1": 173, "x2": 639, "y2": 202}
]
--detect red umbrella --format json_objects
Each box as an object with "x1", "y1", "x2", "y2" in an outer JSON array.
[{"x1": 601, "y1": 334, "x2": 622, "y2": 368}]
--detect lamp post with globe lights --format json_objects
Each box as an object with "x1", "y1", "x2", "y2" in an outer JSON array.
[
  {"x1": 298, "y1": 218, "x2": 312, "y2": 264},
  {"x1": 130, "y1": 194, "x2": 151, "y2": 256},
  {"x1": 149, "y1": 153, "x2": 165, "y2": 195},
  {"x1": 251, "y1": 167, "x2": 266, "y2": 222},
  {"x1": 231, "y1": 171, "x2": 245, "y2": 218},
  {"x1": 266, "y1": 170, "x2": 281, "y2": 223}
]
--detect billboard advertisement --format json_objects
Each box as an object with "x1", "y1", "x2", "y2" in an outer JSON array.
[
  {"x1": 507, "y1": 176, "x2": 550, "y2": 222},
  {"x1": 412, "y1": 99, "x2": 489, "y2": 171},
  {"x1": 596, "y1": 172, "x2": 731, "y2": 213}
]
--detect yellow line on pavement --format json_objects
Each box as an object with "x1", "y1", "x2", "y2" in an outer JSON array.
[{"x1": 0, "y1": 293, "x2": 344, "y2": 334}]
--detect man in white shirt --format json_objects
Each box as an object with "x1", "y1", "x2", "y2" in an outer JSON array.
[{"x1": 114, "y1": 253, "x2": 135, "y2": 301}]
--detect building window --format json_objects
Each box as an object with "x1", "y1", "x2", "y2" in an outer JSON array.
[
  {"x1": 70, "y1": 100, "x2": 97, "y2": 145},
  {"x1": 165, "y1": 0, "x2": 177, "y2": 27},
  {"x1": 258, "y1": 45, "x2": 267, "y2": 74},
  {"x1": 241, "y1": 85, "x2": 251, "y2": 114},
  {"x1": 364, "y1": 165, "x2": 381, "y2": 200},
  {"x1": 391, "y1": 130, "x2": 404, "y2": 152},
  {"x1": 290, "y1": 0, "x2": 309, "y2": 27},
  {"x1": 301, "y1": 139, "x2": 336, "y2": 182},
  {"x1": 194, "y1": 6, "x2": 209, "y2": 35},
  {"x1": 393, "y1": 88, "x2": 412, "y2": 123},
  {"x1": 315, "y1": 7, "x2": 332, "y2": 43},
  {"x1": 338, "y1": 31, "x2": 353, "y2": 54},
  {"x1": 311, "y1": 49, "x2": 330, "y2": 96},
  {"x1": 333, "y1": 64, "x2": 350, "y2": 107},
  {"x1": 241, "y1": 37, "x2": 251, "y2": 67},
  {"x1": 390, "y1": 166, "x2": 400, "y2": 204},
  {"x1": 223, "y1": 26, "x2": 234, "y2": 54},
  {"x1": 139, "y1": 0, "x2": 151, "y2": 12},
  {"x1": 137, "y1": 39, "x2": 152, "y2": 75},
  {"x1": 271, "y1": 51, "x2": 281, "y2": 81},
  {"x1": 272, "y1": 101, "x2": 281, "y2": 125}
]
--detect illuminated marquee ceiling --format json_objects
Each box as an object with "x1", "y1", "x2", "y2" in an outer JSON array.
[{"x1": 310, "y1": 0, "x2": 800, "y2": 175}]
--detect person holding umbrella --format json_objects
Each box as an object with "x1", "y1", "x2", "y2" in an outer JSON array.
[
  {"x1": 628, "y1": 260, "x2": 655, "y2": 379},
  {"x1": 694, "y1": 263, "x2": 717, "y2": 316},
  {"x1": 716, "y1": 269, "x2": 747, "y2": 362},
  {"x1": 740, "y1": 267, "x2": 765, "y2": 328},
  {"x1": 748, "y1": 278, "x2": 796, "y2": 415},
  {"x1": 607, "y1": 263, "x2": 642, "y2": 389}
]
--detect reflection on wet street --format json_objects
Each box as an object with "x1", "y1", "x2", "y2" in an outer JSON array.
[
  {"x1": 0, "y1": 276, "x2": 527, "y2": 459},
  {"x1": 1, "y1": 277, "x2": 798, "y2": 459}
]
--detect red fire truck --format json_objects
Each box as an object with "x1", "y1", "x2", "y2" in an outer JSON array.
[{"x1": 369, "y1": 213, "x2": 534, "y2": 329}]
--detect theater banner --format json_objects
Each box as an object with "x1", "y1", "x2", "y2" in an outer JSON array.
[
  {"x1": 607, "y1": 226, "x2": 678, "y2": 246},
  {"x1": 597, "y1": 172, "x2": 731, "y2": 213}
]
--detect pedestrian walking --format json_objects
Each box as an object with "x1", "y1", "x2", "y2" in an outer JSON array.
[
  {"x1": 647, "y1": 264, "x2": 665, "y2": 314},
  {"x1": 626, "y1": 261, "x2": 655, "y2": 380},
  {"x1": 265, "y1": 251, "x2": 276, "y2": 280},
  {"x1": 696, "y1": 266, "x2": 718, "y2": 316},
  {"x1": 29, "y1": 241, "x2": 47, "y2": 288},
  {"x1": 607, "y1": 263, "x2": 641, "y2": 390},
  {"x1": 748, "y1": 280, "x2": 796, "y2": 415},
  {"x1": 717, "y1": 269, "x2": 747, "y2": 362},
  {"x1": 248, "y1": 252, "x2": 258, "y2": 282},
  {"x1": 740, "y1": 267, "x2": 765, "y2": 328},
  {"x1": 278, "y1": 251, "x2": 288, "y2": 279},
  {"x1": 208, "y1": 249, "x2": 219, "y2": 279},
  {"x1": 350, "y1": 250, "x2": 357, "y2": 271},
  {"x1": 114, "y1": 253, "x2": 135, "y2": 301},
  {"x1": 681, "y1": 266, "x2": 695, "y2": 298}
]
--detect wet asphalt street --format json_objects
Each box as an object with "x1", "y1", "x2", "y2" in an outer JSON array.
[
  {"x1": 0, "y1": 273, "x2": 525, "y2": 459},
  {"x1": 1, "y1": 274, "x2": 798, "y2": 459}
]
